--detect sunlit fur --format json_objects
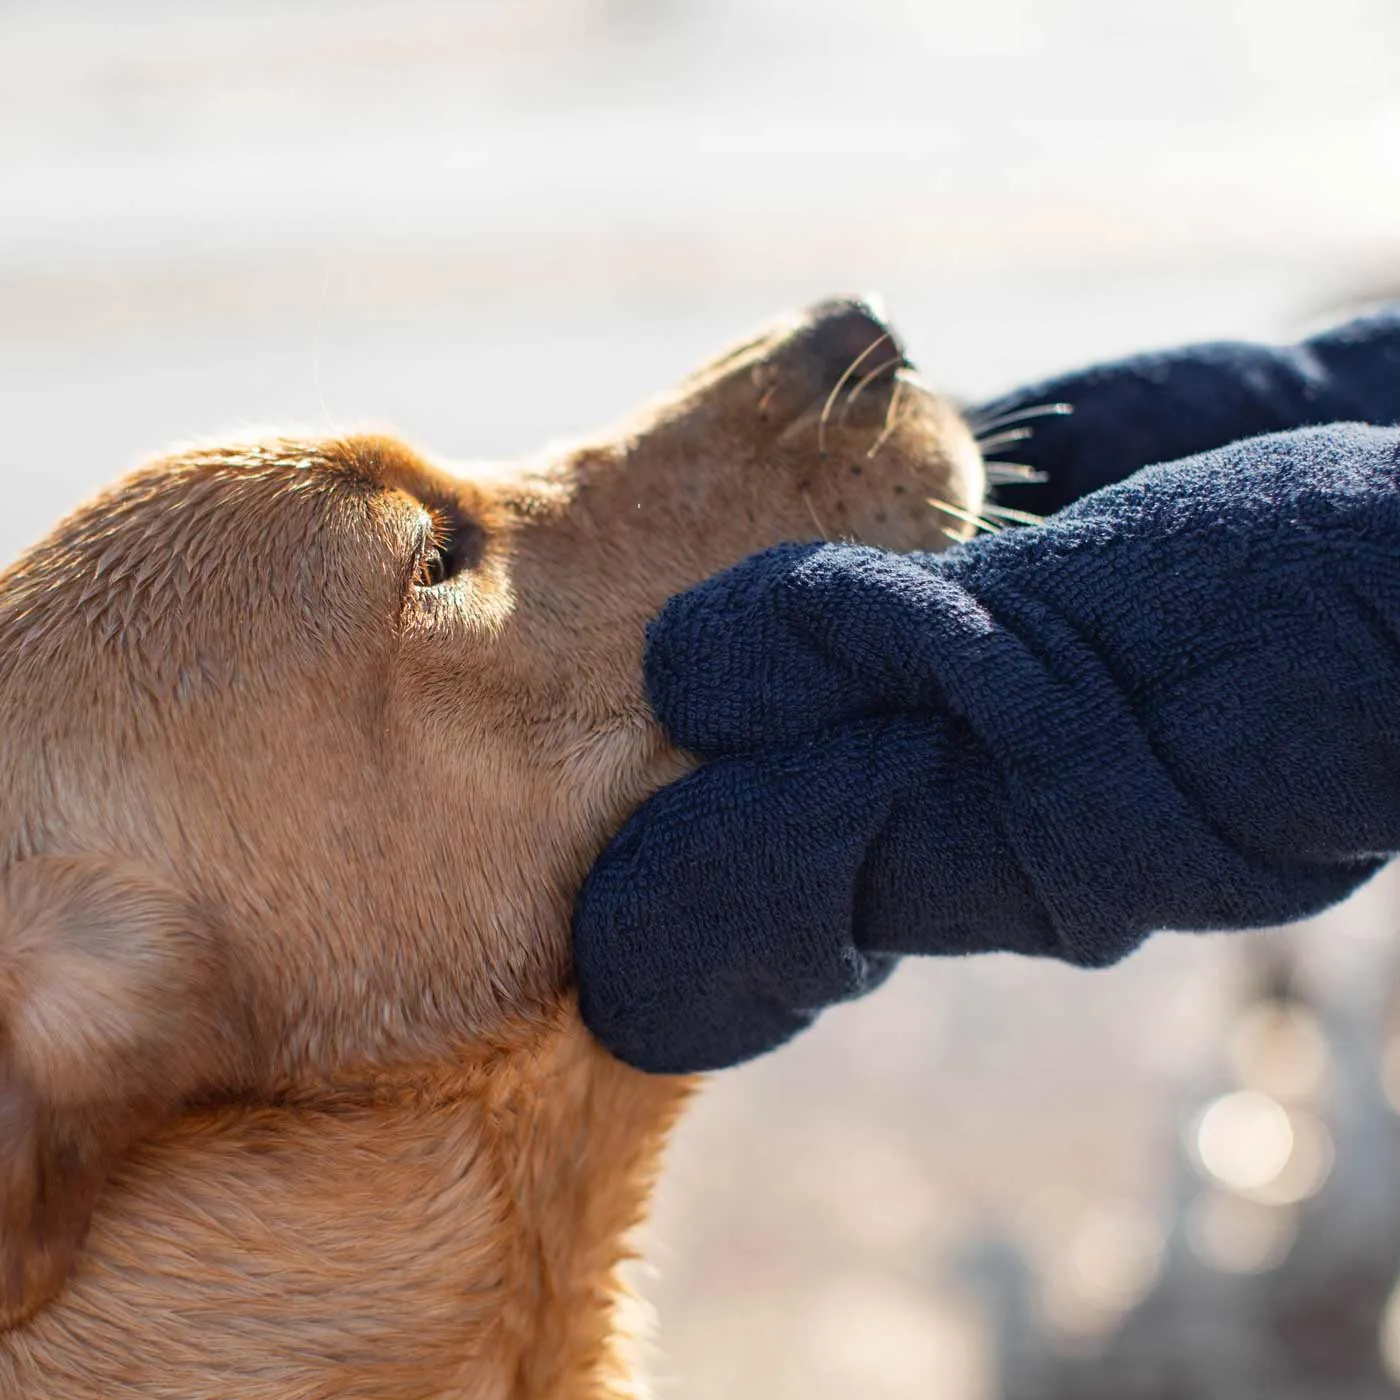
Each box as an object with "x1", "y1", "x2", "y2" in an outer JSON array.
[{"x1": 0, "y1": 306, "x2": 983, "y2": 1398}]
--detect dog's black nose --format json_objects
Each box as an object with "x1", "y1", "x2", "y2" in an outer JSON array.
[{"x1": 795, "y1": 298, "x2": 907, "y2": 393}]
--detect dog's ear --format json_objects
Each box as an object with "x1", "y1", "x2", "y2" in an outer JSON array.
[{"x1": 0, "y1": 856, "x2": 235, "y2": 1329}]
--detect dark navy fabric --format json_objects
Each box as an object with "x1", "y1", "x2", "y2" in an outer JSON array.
[
  {"x1": 982, "y1": 307, "x2": 1400, "y2": 514},
  {"x1": 573, "y1": 310, "x2": 1400, "y2": 1074}
]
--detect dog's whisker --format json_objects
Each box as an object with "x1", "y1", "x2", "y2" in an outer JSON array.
[
  {"x1": 974, "y1": 426, "x2": 1036, "y2": 454},
  {"x1": 966, "y1": 401, "x2": 1073, "y2": 433},
  {"x1": 818, "y1": 332, "x2": 893, "y2": 459},
  {"x1": 984, "y1": 461, "x2": 1049, "y2": 484},
  {"x1": 803, "y1": 490, "x2": 832, "y2": 542},
  {"x1": 839, "y1": 354, "x2": 908, "y2": 425},
  {"x1": 927, "y1": 497, "x2": 1002, "y2": 535},
  {"x1": 980, "y1": 501, "x2": 1045, "y2": 527},
  {"x1": 865, "y1": 378, "x2": 908, "y2": 462}
]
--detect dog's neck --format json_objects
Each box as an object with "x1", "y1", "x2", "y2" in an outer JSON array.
[
  {"x1": 2, "y1": 1009, "x2": 694, "y2": 1400},
  {"x1": 477, "y1": 1012, "x2": 696, "y2": 1398}
]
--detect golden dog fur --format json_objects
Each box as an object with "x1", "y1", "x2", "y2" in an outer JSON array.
[{"x1": 0, "y1": 303, "x2": 983, "y2": 1398}]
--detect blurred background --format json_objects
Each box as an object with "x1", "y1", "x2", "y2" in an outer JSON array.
[{"x1": 5, "y1": 1, "x2": 1400, "y2": 1395}]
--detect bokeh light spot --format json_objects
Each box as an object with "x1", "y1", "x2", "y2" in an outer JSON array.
[{"x1": 1192, "y1": 1091, "x2": 1294, "y2": 1192}]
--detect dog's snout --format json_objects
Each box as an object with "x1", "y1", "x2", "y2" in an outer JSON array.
[
  {"x1": 747, "y1": 298, "x2": 911, "y2": 432},
  {"x1": 795, "y1": 298, "x2": 907, "y2": 393}
]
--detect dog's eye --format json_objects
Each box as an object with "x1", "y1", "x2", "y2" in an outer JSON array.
[
  {"x1": 412, "y1": 508, "x2": 478, "y2": 590},
  {"x1": 415, "y1": 544, "x2": 449, "y2": 589}
]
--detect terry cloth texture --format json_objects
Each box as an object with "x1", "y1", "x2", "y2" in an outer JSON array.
[{"x1": 573, "y1": 312, "x2": 1400, "y2": 1074}]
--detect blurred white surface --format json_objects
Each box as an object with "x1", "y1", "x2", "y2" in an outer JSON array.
[{"x1": 4, "y1": 0, "x2": 1399, "y2": 548}]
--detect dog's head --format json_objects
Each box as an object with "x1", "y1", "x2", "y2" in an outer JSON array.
[
  {"x1": 0, "y1": 301, "x2": 982, "y2": 1333},
  {"x1": 0, "y1": 300, "x2": 980, "y2": 1055}
]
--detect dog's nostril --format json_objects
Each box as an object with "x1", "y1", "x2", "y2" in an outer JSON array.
[{"x1": 797, "y1": 298, "x2": 908, "y2": 394}]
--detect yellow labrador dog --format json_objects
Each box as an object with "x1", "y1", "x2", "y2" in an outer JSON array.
[{"x1": 0, "y1": 301, "x2": 983, "y2": 1398}]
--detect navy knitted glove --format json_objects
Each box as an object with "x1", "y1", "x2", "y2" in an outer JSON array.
[
  {"x1": 575, "y1": 311, "x2": 1400, "y2": 1074},
  {"x1": 575, "y1": 424, "x2": 1400, "y2": 1072}
]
